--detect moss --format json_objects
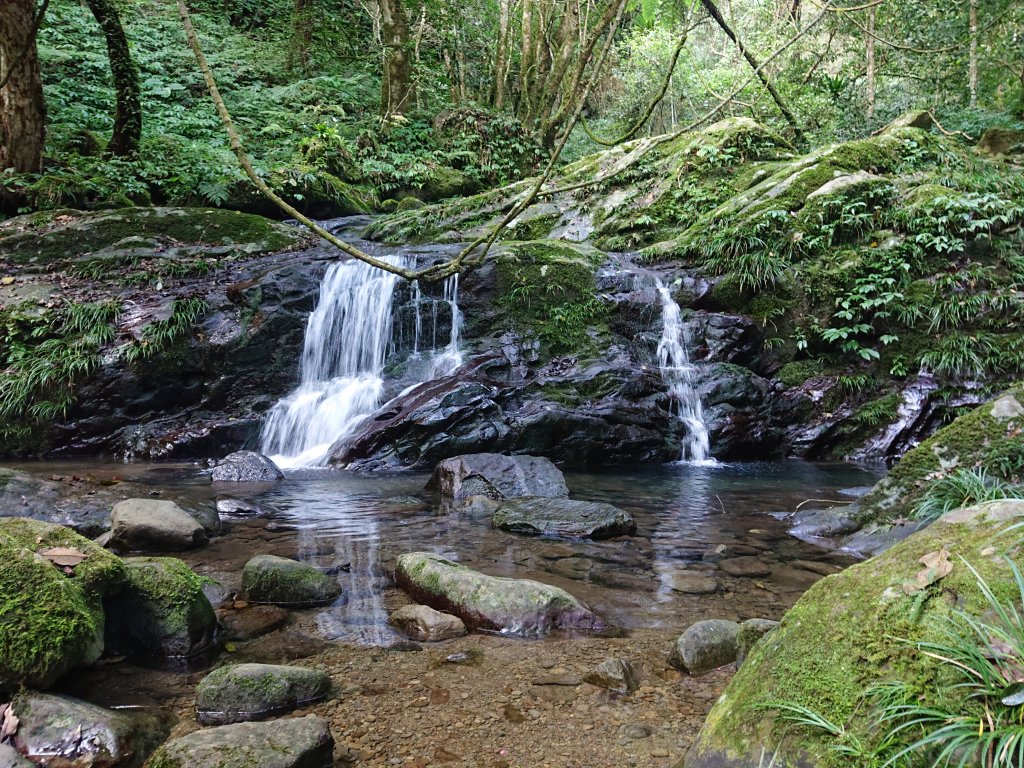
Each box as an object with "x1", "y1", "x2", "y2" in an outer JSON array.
[
  {"x1": 0, "y1": 207, "x2": 306, "y2": 267},
  {"x1": 858, "y1": 385, "x2": 1024, "y2": 524},
  {"x1": 0, "y1": 531, "x2": 107, "y2": 690},
  {"x1": 693, "y1": 501, "x2": 1024, "y2": 766},
  {"x1": 777, "y1": 360, "x2": 825, "y2": 388}
]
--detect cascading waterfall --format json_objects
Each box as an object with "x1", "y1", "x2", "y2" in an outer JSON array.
[
  {"x1": 655, "y1": 278, "x2": 713, "y2": 463},
  {"x1": 260, "y1": 255, "x2": 463, "y2": 469}
]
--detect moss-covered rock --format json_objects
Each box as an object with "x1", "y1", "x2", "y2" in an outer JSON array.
[
  {"x1": 0, "y1": 518, "x2": 124, "y2": 691},
  {"x1": 857, "y1": 385, "x2": 1024, "y2": 524},
  {"x1": 241, "y1": 555, "x2": 342, "y2": 608},
  {"x1": 0, "y1": 207, "x2": 307, "y2": 266},
  {"x1": 685, "y1": 499, "x2": 1024, "y2": 768},
  {"x1": 195, "y1": 663, "x2": 331, "y2": 725},
  {"x1": 104, "y1": 556, "x2": 217, "y2": 661}
]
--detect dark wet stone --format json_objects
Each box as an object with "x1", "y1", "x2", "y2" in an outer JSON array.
[
  {"x1": 427, "y1": 453, "x2": 569, "y2": 503},
  {"x1": 212, "y1": 451, "x2": 284, "y2": 483},
  {"x1": 718, "y1": 557, "x2": 772, "y2": 578},
  {"x1": 236, "y1": 630, "x2": 330, "y2": 663},
  {"x1": 492, "y1": 497, "x2": 636, "y2": 539},
  {"x1": 218, "y1": 605, "x2": 290, "y2": 640},
  {"x1": 669, "y1": 619, "x2": 740, "y2": 675},
  {"x1": 216, "y1": 497, "x2": 278, "y2": 518},
  {"x1": 585, "y1": 658, "x2": 640, "y2": 693},
  {"x1": 195, "y1": 663, "x2": 331, "y2": 725}
]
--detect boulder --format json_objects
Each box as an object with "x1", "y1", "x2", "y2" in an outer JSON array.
[
  {"x1": 584, "y1": 658, "x2": 640, "y2": 693},
  {"x1": 0, "y1": 518, "x2": 125, "y2": 691},
  {"x1": 104, "y1": 557, "x2": 217, "y2": 661},
  {"x1": 109, "y1": 499, "x2": 206, "y2": 551},
  {"x1": 491, "y1": 497, "x2": 636, "y2": 539},
  {"x1": 389, "y1": 604, "x2": 467, "y2": 642},
  {"x1": 211, "y1": 451, "x2": 285, "y2": 482},
  {"x1": 668, "y1": 619, "x2": 740, "y2": 675},
  {"x1": 427, "y1": 453, "x2": 569, "y2": 503},
  {"x1": 685, "y1": 500, "x2": 1024, "y2": 768},
  {"x1": 11, "y1": 692, "x2": 158, "y2": 767},
  {"x1": 145, "y1": 715, "x2": 334, "y2": 768},
  {"x1": 394, "y1": 552, "x2": 603, "y2": 636},
  {"x1": 242, "y1": 555, "x2": 342, "y2": 607},
  {"x1": 977, "y1": 127, "x2": 1024, "y2": 155},
  {"x1": 736, "y1": 618, "x2": 779, "y2": 666},
  {"x1": 195, "y1": 663, "x2": 332, "y2": 725}
]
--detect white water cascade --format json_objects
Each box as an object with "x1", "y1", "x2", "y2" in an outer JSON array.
[
  {"x1": 260, "y1": 255, "x2": 463, "y2": 469},
  {"x1": 655, "y1": 279, "x2": 713, "y2": 464}
]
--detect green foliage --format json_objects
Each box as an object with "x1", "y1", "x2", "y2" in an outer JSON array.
[
  {"x1": 119, "y1": 297, "x2": 210, "y2": 365},
  {"x1": 913, "y1": 468, "x2": 1024, "y2": 523}
]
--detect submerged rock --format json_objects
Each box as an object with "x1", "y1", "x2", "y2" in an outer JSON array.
[
  {"x1": 109, "y1": 499, "x2": 206, "y2": 551},
  {"x1": 389, "y1": 604, "x2": 467, "y2": 641},
  {"x1": 218, "y1": 605, "x2": 290, "y2": 640},
  {"x1": 492, "y1": 497, "x2": 636, "y2": 539},
  {"x1": 242, "y1": 555, "x2": 342, "y2": 607},
  {"x1": 427, "y1": 453, "x2": 569, "y2": 503},
  {"x1": 105, "y1": 557, "x2": 217, "y2": 661},
  {"x1": 0, "y1": 518, "x2": 124, "y2": 690},
  {"x1": 195, "y1": 663, "x2": 331, "y2": 725},
  {"x1": 668, "y1": 619, "x2": 740, "y2": 676},
  {"x1": 685, "y1": 500, "x2": 1024, "y2": 767},
  {"x1": 211, "y1": 451, "x2": 285, "y2": 482},
  {"x1": 11, "y1": 692, "x2": 158, "y2": 767},
  {"x1": 394, "y1": 552, "x2": 603, "y2": 636},
  {"x1": 669, "y1": 571, "x2": 721, "y2": 595},
  {"x1": 147, "y1": 714, "x2": 334, "y2": 768}
]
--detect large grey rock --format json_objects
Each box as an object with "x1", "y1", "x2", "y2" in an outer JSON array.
[
  {"x1": 389, "y1": 604, "x2": 467, "y2": 642},
  {"x1": 104, "y1": 557, "x2": 217, "y2": 661},
  {"x1": 212, "y1": 451, "x2": 285, "y2": 482},
  {"x1": 668, "y1": 619, "x2": 740, "y2": 675},
  {"x1": 109, "y1": 499, "x2": 206, "y2": 551},
  {"x1": 427, "y1": 453, "x2": 569, "y2": 503},
  {"x1": 394, "y1": 552, "x2": 603, "y2": 636},
  {"x1": 492, "y1": 497, "x2": 636, "y2": 539},
  {"x1": 146, "y1": 715, "x2": 334, "y2": 768},
  {"x1": 11, "y1": 692, "x2": 161, "y2": 768},
  {"x1": 242, "y1": 555, "x2": 342, "y2": 607},
  {"x1": 195, "y1": 663, "x2": 331, "y2": 725}
]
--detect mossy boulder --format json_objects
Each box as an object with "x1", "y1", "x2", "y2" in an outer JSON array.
[
  {"x1": 145, "y1": 715, "x2": 334, "y2": 768},
  {"x1": 241, "y1": 555, "x2": 342, "y2": 608},
  {"x1": 0, "y1": 207, "x2": 307, "y2": 266},
  {"x1": 684, "y1": 500, "x2": 1024, "y2": 768},
  {"x1": 857, "y1": 385, "x2": 1024, "y2": 525},
  {"x1": 394, "y1": 552, "x2": 604, "y2": 636},
  {"x1": 977, "y1": 127, "x2": 1024, "y2": 155},
  {"x1": 0, "y1": 518, "x2": 125, "y2": 691},
  {"x1": 195, "y1": 663, "x2": 331, "y2": 725},
  {"x1": 104, "y1": 557, "x2": 217, "y2": 661}
]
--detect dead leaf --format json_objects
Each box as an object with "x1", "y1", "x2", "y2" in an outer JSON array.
[
  {"x1": 902, "y1": 547, "x2": 953, "y2": 595},
  {"x1": 38, "y1": 547, "x2": 89, "y2": 568},
  {"x1": 0, "y1": 703, "x2": 19, "y2": 740}
]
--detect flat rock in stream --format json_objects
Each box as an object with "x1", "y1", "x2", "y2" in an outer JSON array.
[
  {"x1": 394, "y1": 552, "x2": 603, "y2": 636},
  {"x1": 147, "y1": 715, "x2": 334, "y2": 768},
  {"x1": 427, "y1": 453, "x2": 569, "y2": 503},
  {"x1": 491, "y1": 497, "x2": 636, "y2": 539},
  {"x1": 195, "y1": 663, "x2": 332, "y2": 725},
  {"x1": 212, "y1": 451, "x2": 285, "y2": 483},
  {"x1": 109, "y1": 499, "x2": 206, "y2": 551}
]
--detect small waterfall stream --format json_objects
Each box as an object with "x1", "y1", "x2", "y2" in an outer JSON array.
[
  {"x1": 260, "y1": 254, "x2": 463, "y2": 469},
  {"x1": 654, "y1": 278, "x2": 713, "y2": 464}
]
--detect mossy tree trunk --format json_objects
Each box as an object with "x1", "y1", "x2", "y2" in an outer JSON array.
[
  {"x1": 0, "y1": 0, "x2": 46, "y2": 174},
  {"x1": 379, "y1": 0, "x2": 414, "y2": 119},
  {"x1": 85, "y1": 0, "x2": 141, "y2": 156},
  {"x1": 288, "y1": 0, "x2": 314, "y2": 74}
]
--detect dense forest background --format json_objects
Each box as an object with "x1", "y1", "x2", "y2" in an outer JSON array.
[{"x1": 1, "y1": 0, "x2": 1022, "y2": 217}]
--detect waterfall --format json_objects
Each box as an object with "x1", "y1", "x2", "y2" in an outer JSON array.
[
  {"x1": 655, "y1": 279, "x2": 713, "y2": 463},
  {"x1": 260, "y1": 255, "x2": 463, "y2": 469}
]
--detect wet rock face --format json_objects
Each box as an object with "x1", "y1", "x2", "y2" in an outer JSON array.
[
  {"x1": 211, "y1": 451, "x2": 285, "y2": 483},
  {"x1": 492, "y1": 497, "x2": 636, "y2": 539},
  {"x1": 146, "y1": 715, "x2": 334, "y2": 768},
  {"x1": 394, "y1": 552, "x2": 604, "y2": 636},
  {"x1": 195, "y1": 663, "x2": 331, "y2": 725},
  {"x1": 427, "y1": 453, "x2": 569, "y2": 503}
]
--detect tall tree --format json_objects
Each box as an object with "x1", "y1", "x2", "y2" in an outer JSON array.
[
  {"x1": 866, "y1": 5, "x2": 876, "y2": 119},
  {"x1": 85, "y1": 0, "x2": 141, "y2": 156},
  {"x1": 0, "y1": 0, "x2": 46, "y2": 174},
  {"x1": 288, "y1": 0, "x2": 314, "y2": 73},
  {"x1": 378, "y1": 0, "x2": 414, "y2": 119}
]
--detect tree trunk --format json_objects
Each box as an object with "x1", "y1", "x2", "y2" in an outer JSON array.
[
  {"x1": 866, "y1": 6, "x2": 875, "y2": 119},
  {"x1": 700, "y1": 0, "x2": 802, "y2": 140},
  {"x1": 0, "y1": 0, "x2": 46, "y2": 174},
  {"x1": 287, "y1": 0, "x2": 314, "y2": 73},
  {"x1": 85, "y1": 0, "x2": 141, "y2": 156},
  {"x1": 969, "y1": 0, "x2": 978, "y2": 108},
  {"x1": 492, "y1": 0, "x2": 512, "y2": 108},
  {"x1": 379, "y1": 0, "x2": 414, "y2": 119}
]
